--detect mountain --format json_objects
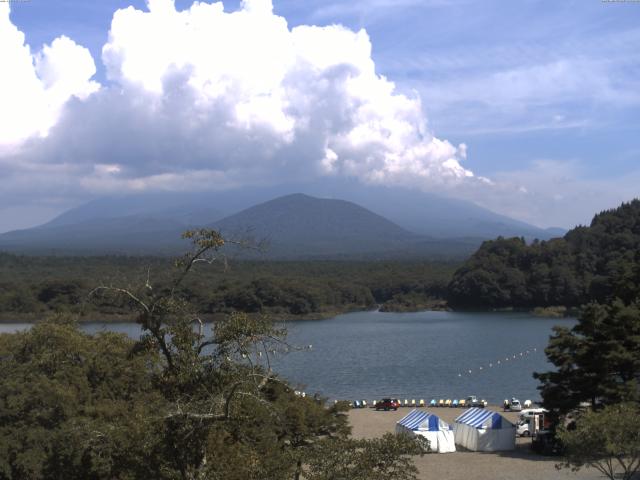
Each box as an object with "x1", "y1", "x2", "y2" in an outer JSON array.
[
  {"x1": 545, "y1": 227, "x2": 568, "y2": 237},
  {"x1": 0, "y1": 184, "x2": 560, "y2": 257},
  {"x1": 0, "y1": 215, "x2": 190, "y2": 255},
  {"x1": 211, "y1": 193, "x2": 422, "y2": 258},
  {"x1": 314, "y1": 182, "x2": 556, "y2": 240},
  {"x1": 43, "y1": 193, "x2": 225, "y2": 229}
]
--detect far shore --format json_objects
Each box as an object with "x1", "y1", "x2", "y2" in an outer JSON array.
[{"x1": 0, "y1": 303, "x2": 577, "y2": 324}]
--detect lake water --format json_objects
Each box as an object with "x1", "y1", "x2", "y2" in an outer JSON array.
[{"x1": 0, "y1": 310, "x2": 573, "y2": 404}]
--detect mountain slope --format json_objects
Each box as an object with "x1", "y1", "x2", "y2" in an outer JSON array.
[
  {"x1": 314, "y1": 182, "x2": 556, "y2": 239},
  {"x1": 211, "y1": 193, "x2": 422, "y2": 258},
  {"x1": 44, "y1": 193, "x2": 225, "y2": 229},
  {"x1": 0, "y1": 184, "x2": 561, "y2": 257},
  {"x1": 0, "y1": 215, "x2": 191, "y2": 255}
]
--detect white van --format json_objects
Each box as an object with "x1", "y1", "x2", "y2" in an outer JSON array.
[
  {"x1": 517, "y1": 409, "x2": 550, "y2": 437},
  {"x1": 519, "y1": 408, "x2": 547, "y2": 420}
]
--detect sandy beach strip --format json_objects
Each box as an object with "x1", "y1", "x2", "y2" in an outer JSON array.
[{"x1": 347, "y1": 406, "x2": 602, "y2": 480}]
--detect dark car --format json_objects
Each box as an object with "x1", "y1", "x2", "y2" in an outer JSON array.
[
  {"x1": 531, "y1": 431, "x2": 563, "y2": 456},
  {"x1": 375, "y1": 398, "x2": 400, "y2": 411}
]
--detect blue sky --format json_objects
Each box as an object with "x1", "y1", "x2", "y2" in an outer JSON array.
[{"x1": 2, "y1": 0, "x2": 639, "y2": 231}]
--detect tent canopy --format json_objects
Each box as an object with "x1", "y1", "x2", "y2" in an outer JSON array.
[
  {"x1": 398, "y1": 410, "x2": 449, "y2": 431},
  {"x1": 453, "y1": 407, "x2": 516, "y2": 452},
  {"x1": 455, "y1": 407, "x2": 513, "y2": 429},
  {"x1": 396, "y1": 410, "x2": 455, "y2": 453}
]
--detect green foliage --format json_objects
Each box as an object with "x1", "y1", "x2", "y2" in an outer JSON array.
[
  {"x1": 448, "y1": 200, "x2": 640, "y2": 308},
  {"x1": 0, "y1": 321, "x2": 166, "y2": 480},
  {"x1": 304, "y1": 433, "x2": 425, "y2": 480},
  {"x1": 0, "y1": 230, "x2": 424, "y2": 479},
  {"x1": 0, "y1": 253, "x2": 456, "y2": 319},
  {"x1": 534, "y1": 299, "x2": 640, "y2": 414},
  {"x1": 556, "y1": 403, "x2": 640, "y2": 480}
]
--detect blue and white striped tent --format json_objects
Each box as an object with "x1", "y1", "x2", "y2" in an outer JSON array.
[
  {"x1": 453, "y1": 408, "x2": 515, "y2": 451},
  {"x1": 396, "y1": 410, "x2": 455, "y2": 453}
]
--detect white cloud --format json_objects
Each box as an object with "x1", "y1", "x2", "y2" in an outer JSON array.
[
  {"x1": 460, "y1": 160, "x2": 640, "y2": 228},
  {"x1": 0, "y1": 4, "x2": 99, "y2": 150},
  {"x1": 0, "y1": 0, "x2": 475, "y2": 197}
]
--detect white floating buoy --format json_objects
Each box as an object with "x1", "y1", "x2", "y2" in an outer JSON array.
[{"x1": 458, "y1": 373, "x2": 462, "y2": 377}]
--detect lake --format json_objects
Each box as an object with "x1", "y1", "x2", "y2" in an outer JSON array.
[{"x1": 0, "y1": 310, "x2": 573, "y2": 404}]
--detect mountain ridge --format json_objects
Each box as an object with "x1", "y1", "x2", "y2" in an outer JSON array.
[{"x1": 0, "y1": 188, "x2": 564, "y2": 258}]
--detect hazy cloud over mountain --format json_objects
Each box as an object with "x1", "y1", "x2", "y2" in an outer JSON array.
[
  {"x1": 0, "y1": 0, "x2": 486, "y2": 229},
  {"x1": 0, "y1": 0, "x2": 638, "y2": 232}
]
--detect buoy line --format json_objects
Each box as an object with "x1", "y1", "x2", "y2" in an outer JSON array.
[{"x1": 456, "y1": 347, "x2": 539, "y2": 378}]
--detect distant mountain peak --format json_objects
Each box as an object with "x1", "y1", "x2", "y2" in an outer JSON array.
[{"x1": 0, "y1": 186, "x2": 560, "y2": 257}]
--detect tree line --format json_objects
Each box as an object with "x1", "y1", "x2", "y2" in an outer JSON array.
[
  {"x1": 448, "y1": 200, "x2": 640, "y2": 309},
  {"x1": 0, "y1": 254, "x2": 455, "y2": 320},
  {"x1": 522, "y1": 201, "x2": 640, "y2": 480}
]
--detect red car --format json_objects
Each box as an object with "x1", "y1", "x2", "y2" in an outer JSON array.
[{"x1": 375, "y1": 398, "x2": 400, "y2": 411}]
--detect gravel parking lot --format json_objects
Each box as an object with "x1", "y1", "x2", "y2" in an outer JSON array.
[{"x1": 348, "y1": 406, "x2": 603, "y2": 480}]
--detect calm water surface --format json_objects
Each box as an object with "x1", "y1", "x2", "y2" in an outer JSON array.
[{"x1": 0, "y1": 310, "x2": 574, "y2": 404}]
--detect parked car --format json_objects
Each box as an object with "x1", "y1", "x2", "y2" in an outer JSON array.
[
  {"x1": 531, "y1": 431, "x2": 563, "y2": 456},
  {"x1": 504, "y1": 397, "x2": 522, "y2": 411},
  {"x1": 375, "y1": 398, "x2": 400, "y2": 411},
  {"x1": 517, "y1": 419, "x2": 531, "y2": 437},
  {"x1": 466, "y1": 395, "x2": 485, "y2": 408}
]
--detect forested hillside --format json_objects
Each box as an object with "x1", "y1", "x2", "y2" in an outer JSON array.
[
  {"x1": 0, "y1": 255, "x2": 455, "y2": 320},
  {"x1": 448, "y1": 200, "x2": 640, "y2": 309}
]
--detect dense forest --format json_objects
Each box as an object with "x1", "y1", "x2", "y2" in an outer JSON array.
[
  {"x1": 4, "y1": 199, "x2": 640, "y2": 319},
  {"x1": 0, "y1": 231, "x2": 425, "y2": 480},
  {"x1": 0, "y1": 254, "x2": 456, "y2": 320},
  {"x1": 448, "y1": 200, "x2": 640, "y2": 309}
]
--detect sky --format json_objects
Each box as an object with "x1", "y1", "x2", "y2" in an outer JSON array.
[{"x1": 1, "y1": 0, "x2": 639, "y2": 232}]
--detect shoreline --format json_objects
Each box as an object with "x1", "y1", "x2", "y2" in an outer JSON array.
[{"x1": 0, "y1": 303, "x2": 576, "y2": 324}]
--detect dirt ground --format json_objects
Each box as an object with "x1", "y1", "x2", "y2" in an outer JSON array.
[{"x1": 347, "y1": 406, "x2": 603, "y2": 480}]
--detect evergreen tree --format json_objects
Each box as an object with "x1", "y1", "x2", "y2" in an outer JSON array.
[
  {"x1": 449, "y1": 199, "x2": 640, "y2": 309},
  {"x1": 534, "y1": 300, "x2": 640, "y2": 414}
]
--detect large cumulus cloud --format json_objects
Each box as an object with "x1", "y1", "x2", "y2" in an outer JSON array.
[
  {"x1": 1, "y1": 0, "x2": 480, "y2": 212},
  {"x1": 0, "y1": 3, "x2": 98, "y2": 151}
]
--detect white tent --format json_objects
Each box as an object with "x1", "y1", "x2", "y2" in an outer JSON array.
[
  {"x1": 396, "y1": 409, "x2": 456, "y2": 453},
  {"x1": 453, "y1": 407, "x2": 516, "y2": 452}
]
